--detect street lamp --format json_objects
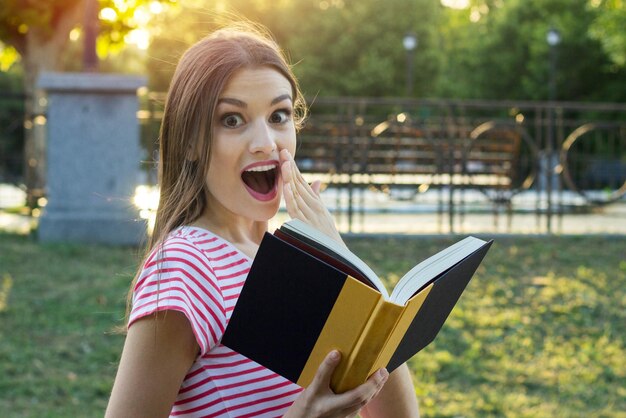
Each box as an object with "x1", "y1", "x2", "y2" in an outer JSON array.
[
  {"x1": 403, "y1": 32, "x2": 418, "y2": 97},
  {"x1": 546, "y1": 27, "x2": 560, "y2": 102},
  {"x1": 544, "y1": 27, "x2": 561, "y2": 232},
  {"x1": 546, "y1": 27, "x2": 561, "y2": 47}
]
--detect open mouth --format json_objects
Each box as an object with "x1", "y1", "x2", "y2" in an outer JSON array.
[{"x1": 241, "y1": 163, "x2": 279, "y2": 196}]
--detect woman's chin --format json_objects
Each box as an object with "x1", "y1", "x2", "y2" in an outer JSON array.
[{"x1": 250, "y1": 194, "x2": 282, "y2": 221}]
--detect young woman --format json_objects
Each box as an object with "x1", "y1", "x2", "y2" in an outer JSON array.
[{"x1": 106, "y1": 23, "x2": 420, "y2": 418}]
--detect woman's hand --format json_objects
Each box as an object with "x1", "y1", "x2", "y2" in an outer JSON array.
[
  {"x1": 280, "y1": 149, "x2": 345, "y2": 246},
  {"x1": 284, "y1": 351, "x2": 389, "y2": 418}
]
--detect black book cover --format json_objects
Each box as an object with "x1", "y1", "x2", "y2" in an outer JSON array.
[
  {"x1": 387, "y1": 241, "x2": 493, "y2": 370},
  {"x1": 221, "y1": 232, "x2": 349, "y2": 383}
]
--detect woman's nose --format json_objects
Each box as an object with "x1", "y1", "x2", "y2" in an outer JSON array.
[{"x1": 249, "y1": 121, "x2": 277, "y2": 154}]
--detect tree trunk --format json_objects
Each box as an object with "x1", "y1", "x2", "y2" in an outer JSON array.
[
  {"x1": 23, "y1": 38, "x2": 61, "y2": 208},
  {"x1": 21, "y1": 1, "x2": 84, "y2": 209}
]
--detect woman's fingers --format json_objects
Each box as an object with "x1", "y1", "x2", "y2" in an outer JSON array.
[
  {"x1": 284, "y1": 353, "x2": 389, "y2": 418},
  {"x1": 282, "y1": 151, "x2": 326, "y2": 213},
  {"x1": 280, "y1": 149, "x2": 345, "y2": 245},
  {"x1": 283, "y1": 182, "x2": 307, "y2": 220},
  {"x1": 308, "y1": 350, "x2": 341, "y2": 395},
  {"x1": 307, "y1": 353, "x2": 388, "y2": 414},
  {"x1": 310, "y1": 180, "x2": 322, "y2": 196},
  {"x1": 332, "y1": 368, "x2": 389, "y2": 413},
  {"x1": 290, "y1": 156, "x2": 318, "y2": 199},
  {"x1": 281, "y1": 150, "x2": 318, "y2": 201},
  {"x1": 280, "y1": 151, "x2": 319, "y2": 218}
]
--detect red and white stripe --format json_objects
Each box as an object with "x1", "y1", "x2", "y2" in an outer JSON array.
[{"x1": 130, "y1": 227, "x2": 303, "y2": 417}]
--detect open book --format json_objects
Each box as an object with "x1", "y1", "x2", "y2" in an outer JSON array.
[{"x1": 222, "y1": 219, "x2": 493, "y2": 393}]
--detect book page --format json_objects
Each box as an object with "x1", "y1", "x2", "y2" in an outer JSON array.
[
  {"x1": 280, "y1": 219, "x2": 390, "y2": 298},
  {"x1": 390, "y1": 236, "x2": 487, "y2": 304}
]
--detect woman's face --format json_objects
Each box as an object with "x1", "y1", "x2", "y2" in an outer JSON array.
[{"x1": 204, "y1": 66, "x2": 297, "y2": 224}]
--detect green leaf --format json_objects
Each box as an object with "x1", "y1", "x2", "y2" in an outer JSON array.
[{"x1": 0, "y1": 43, "x2": 20, "y2": 71}]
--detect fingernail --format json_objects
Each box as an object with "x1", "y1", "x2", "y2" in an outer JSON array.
[
  {"x1": 329, "y1": 350, "x2": 340, "y2": 361},
  {"x1": 379, "y1": 368, "x2": 389, "y2": 381}
]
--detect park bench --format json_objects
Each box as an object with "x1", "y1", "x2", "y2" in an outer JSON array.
[{"x1": 295, "y1": 114, "x2": 528, "y2": 199}]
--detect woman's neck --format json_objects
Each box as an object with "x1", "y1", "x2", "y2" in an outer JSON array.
[{"x1": 190, "y1": 212, "x2": 267, "y2": 259}]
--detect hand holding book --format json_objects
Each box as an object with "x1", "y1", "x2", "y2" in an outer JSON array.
[
  {"x1": 283, "y1": 350, "x2": 389, "y2": 418},
  {"x1": 222, "y1": 220, "x2": 493, "y2": 393}
]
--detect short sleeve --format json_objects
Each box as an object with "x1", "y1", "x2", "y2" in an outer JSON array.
[{"x1": 129, "y1": 236, "x2": 227, "y2": 355}]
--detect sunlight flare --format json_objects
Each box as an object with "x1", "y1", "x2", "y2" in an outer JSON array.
[
  {"x1": 133, "y1": 185, "x2": 159, "y2": 234},
  {"x1": 440, "y1": 0, "x2": 469, "y2": 9},
  {"x1": 126, "y1": 28, "x2": 150, "y2": 50},
  {"x1": 133, "y1": 7, "x2": 151, "y2": 26},
  {"x1": 100, "y1": 7, "x2": 117, "y2": 21},
  {"x1": 133, "y1": 185, "x2": 159, "y2": 216},
  {"x1": 149, "y1": 0, "x2": 164, "y2": 14},
  {"x1": 113, "y1": 0, "x2": 129, "y2": 13},
  {"x1": 69, "y1": 28, "x2": 81, "y2": 41}
]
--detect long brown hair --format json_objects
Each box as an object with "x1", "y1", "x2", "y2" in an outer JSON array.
[
  {"x1": 127, "y1": 23, "x2": 307, "y2": 317},
  {"x1": 153, "y1": 23, "x2": 306, "y2": 249}
]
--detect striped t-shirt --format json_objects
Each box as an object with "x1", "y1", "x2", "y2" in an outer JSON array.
[{"x1": 130, "y1": 226, "x2": 303, "y2": 417}]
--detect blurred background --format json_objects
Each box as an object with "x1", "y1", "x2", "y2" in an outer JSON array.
[
  {"x1": 0, "y1": 0, "x2": 625, "y2": 236},
  {"x1": 0, "y1": 1, "x2": 625, "y2": 417}
]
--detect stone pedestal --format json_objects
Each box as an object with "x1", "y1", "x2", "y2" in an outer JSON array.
[{"x1": 37, "y1": 72, "x2": 147, "y2": 245}]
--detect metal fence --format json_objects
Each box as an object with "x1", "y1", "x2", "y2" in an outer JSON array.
[
  {"x1": 139, "y1": 95, "x2": 626, "y2": 234},
  {"x1": 2, "y1": 93, "x2": 625, "y2": 235}
]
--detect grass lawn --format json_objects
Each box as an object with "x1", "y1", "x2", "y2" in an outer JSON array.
[{"x1": 1, "y1": 232, "x2": 625, "y2": 417}]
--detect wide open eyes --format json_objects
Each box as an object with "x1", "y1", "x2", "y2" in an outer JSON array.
[
  {"x1": 269, "y1": 109, "x2": 292, "y2": 124},
  {"x1": 221, "y1": 113, "x2": 245, "y2": 129},
  {"x1": 219, "y1": 108, "x2": 292, "y2": 129}
]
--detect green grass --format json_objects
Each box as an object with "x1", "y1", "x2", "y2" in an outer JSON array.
[
  {"x1": 1, "y1": 232, "x2": 625, "y2": 417},
  {"x1": 0, "y1": 233, "x2": 138, "y2": 417}
]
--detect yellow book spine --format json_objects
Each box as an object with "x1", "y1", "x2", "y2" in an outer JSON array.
[
  {"x1": 297, "y1": 276, "x2": 382, "y2": 389},
  {"x1": 367, "y1": 283, "x2": 434, "y2": 377},
  {"x1": 331, "y1": 299, "x2": 404, "y2": 393}
]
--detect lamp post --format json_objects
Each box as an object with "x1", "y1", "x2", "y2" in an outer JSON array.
[
  {"x1": 545, "y1": 27, "x2": 560, "y2": 232},
  {"x1": 403, "y1": 32, "x2": 418, "y2": 97},
  {"x1": 546, "y1": 27, "x2": 560, "y2": 103}
]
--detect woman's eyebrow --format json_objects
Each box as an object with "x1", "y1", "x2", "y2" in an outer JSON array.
[
  {"x1": 217, "y1": 94, "x2": 292, "y2": 108},
  {"x1": 271, "y1": 94, "x2": 292, "y2": 105},
  {"x1": 218, "y1": 97, "x2": 247, "y2": 108}
]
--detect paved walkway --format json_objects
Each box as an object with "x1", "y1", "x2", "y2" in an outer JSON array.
[
  {"x1": 2, "y1": 184, "x2": 625, "y2": 236},
  {"x1": 271, "y1": 203, "x2": 626, "y2": 236},
  {"x1": 3, "y1": 207, "x2": 626, "y2": 237}
]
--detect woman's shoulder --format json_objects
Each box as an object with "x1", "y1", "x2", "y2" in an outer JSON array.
[
  {"x1": 145, "y1": 226, "x2": 246, "y2": 268},
  {"x1": 167, "y1": 225, "x2": 224, "y2": 247},
  {"x1": 152, "y1": 226, "x2": 223, "y2": 253},
  {"x1": 136, "y1": 226, "x2": 233, "y2": 294}
]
